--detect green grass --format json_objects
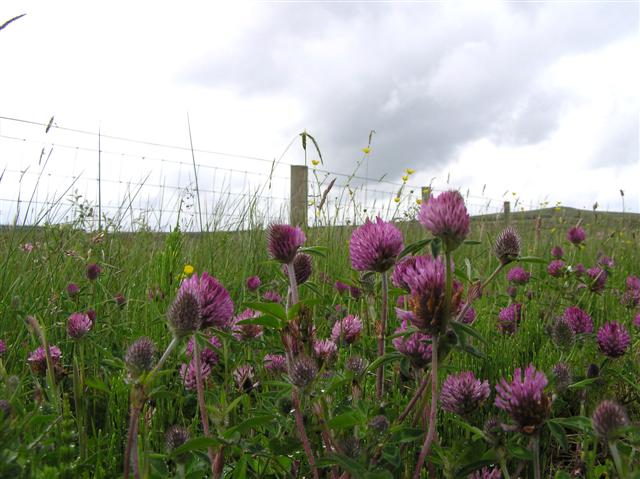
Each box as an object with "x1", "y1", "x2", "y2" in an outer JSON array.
[{"x1": 0, "y1": 203, "x2": 638, "y2": 478}]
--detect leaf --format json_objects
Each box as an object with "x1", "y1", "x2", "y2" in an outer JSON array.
[
  {"x1": 85, "y1": 376, "x2": 109, "y2": 394},
  {"x1": 463, "y1": 240, "x2": 482, "y2": 245},
  {"x1": 506, "y1": 442, "x2": 533, "y2": 460},
  {"x1": 451, "y1": 321, "x2": 488, "y2": 346},
  {"x1": 547, "y1": 421, "x2": 569, "y2": 450},
  {"x1": 391, "y1": 427, "x2": 424, "y2": 443},
  {"x1": 365, "y1": 470, "x2": 395, "y2": 479},
  {"x1": 548, "y1": 417, "x2": 592, "y2": 434},
  {"x1": 171, "y1": 437, "x2": 222, "y2": 457},
  {"x1": 318, "y1": 454, "x2": 367, "y2": 476},
  {"x1": 327, "y1": 411, "x2": 362, "y2": 430},
  {"x1": 517, "y1": 256, "x2": 548, "y2": 265},
  {"x1": 236, "y1": 315, "x2": 281, "y2": 329},
  {"x1": 244, "y1": 302, "x2": 287, "y2": 321},
  {"x1": 554, "y1": 472, "x2": 572, "y2": 479},
  {"x1": 398, "y1": 238, "x2": 432, "y2": 259},
  {"x1": 366, "y1": 352, "x2": 403, "y2": 374},
  {"x1": 430, "y1": 238, "x2": 441, "y2": 258},
  {"x1": 455, "y1": 342, "x2": 487, "y2": 360},
  {"x1": 567, "y1": 378, "x2": 598, "y2": 390},
  {"x1": 223, "y1": 415, "x2": 274, "y2": 438},
  {"x1": 299, "y1": 246, "x2": 328, "y2": 258}
]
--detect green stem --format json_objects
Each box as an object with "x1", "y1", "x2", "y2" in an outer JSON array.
[
  {"x1": 499, "y1": 455, "x2": 512, "y2": 479},
  {"x1": 608, "y1": 441, "x2": 625, "y2": 478},
  {"x1": 144, "y1": 336, "x2": 179, "y2": 386},
  {"x1": 376, "y1": 272, "x2": 388, "y2": 400},
  {"x1": 532, "y1": 433, "x2": 541, "y2": 479},
  {"x1": 193, "y1": 335, "x2": 216, "y2": 476},
  {"x1": 287, "y1": 261, "x2": 299, "y2": 306}
]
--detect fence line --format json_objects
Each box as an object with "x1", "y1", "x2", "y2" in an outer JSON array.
[{"x1": 0, "y1": 114, "x2": 547, "y2": 231}]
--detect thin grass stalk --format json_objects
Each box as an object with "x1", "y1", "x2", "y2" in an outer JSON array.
[
  {"x1": 532, "y1": 433, "x2": 541, "y2": 479},
  {"x1": 193, "y1": 335, "x2": 216, "y2": 476},
  {"x1": 292, "y1": 389, "x2": 319, "y2": 479},
  {"x1": 376, "y1": 272, "x2": 388, "y2": 400},
  {"x1": 124, "y1": 386, "x2": 143, "y2": 479},
  {"x1": 412, "y1": 335, "x2": 438, "y2": 479}
]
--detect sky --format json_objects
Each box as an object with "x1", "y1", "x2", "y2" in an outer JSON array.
[{"x1": 0, "y1": 1, "x2": 638, "y2": 227}]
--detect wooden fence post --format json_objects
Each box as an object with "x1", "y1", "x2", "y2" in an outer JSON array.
[
  {"x1": 503, "y1": 201, "x2": 511, "y2": 226},
  {"x1": 421, "y1": 186, "x2": 431, "y2": 204},
  {"x1": 290, "y1": 165, "x2": 308, "y2": 227}
]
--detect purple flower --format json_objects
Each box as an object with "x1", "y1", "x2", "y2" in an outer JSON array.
[
  {"x1": 547, "y1": 260, "x2": 565, "y2": 277},
  {"x1": 125, "y1": 337, "x2": 156, "y2": 380},
  {"x1": 179, "y1": 272, "x2": 233, "y2": 329},
  {"x1": 495, "y1": 364, "x2": 550, "y2": 434},
  {"x1": 404, "y1": 255, "x2": 463, "y2": 335},
  {"x1": 572, "y1": 263, "x2": 586, "y2": 276},
  {"x1": 180, "y1": 359, "x2": 211, "y2": 391},
  {"x1": 0, "y1": 339, "x2": 5, "y2": 357},
  {"x1": 626, "y1": 275, "x2": 640, "y2": 291},
  {"x1": 418, "y1": 190, "x2": 470, "y2": 251},
  {"x1": 114, "y1": 293, "x2": 127, "y2": 307},
  {"x1": 231, "y1": 309, "x2": 264, "y2": 341},
  {"x1": 551, "y1": 246, "x2": 564, "y2": 259},
  {"x1": 267, "y1": 224, "x2": 306, "y2": 264},
  {"x1": 506, "y1": 285, "x2": 517, "y2": 299},
  {"x1": 392, "y1": 256, "x2": 419, "y2": 290},
  {"x1": 234, "y1": 364, "x2": 256, "y2": 392},
  {"x1": 596, "y1": 321, "x2": 630, "y2": 358},
  {"x1": 634, "y1": 313, "x2": 640, "y2": 329},
  {"x1": 460, "y1": 306, "x2": 476, "y2": 324},
  {"x1": 349, "y1": 216, "x2": 404, "y2": 273},
  {"x1": 282, "y1": 253, "x2": 313, "y2": 285},
  {"x1": 246, "y1": 275, "x2": 261, "y2": 292},
  {"x1": 507, "y1": 266, "x2": 530, "y2": 285},
  {"x1": 66, "y1": 283, "x2": 80, "y2": 297},
  {"x1": 493, "y1": 227, "x2": 521, "y2": 265},
  {"x1": 313, "y1": 339, "x2": 337, "y2": 361},
  {"x1": 331, "y1": 315, "x2": 362, "y2": 345},
  {"x1": 562, "y1": 306, "x2": 593, "y2": 334},
  {"x1": 86, "y1": 263, "x2": 101, "y2": 281},
  {"x1": 592, "y1": 400, "x2": 629, "y2": 440},
  {"x1": 67, "y1": 312, "x2": 92, "y2": 339},
  {"x1": 167, "y1": 289, "x2": 202, "y2": 338},
  {"x1": 468, "y1": 467, "x2": 502, "y2": 479},
  {"x1": 349, "y1": 286, "x2": 362, "y2": 300},
  {"x1": 586, "y1": 267, "x2": 607, "y2": 293},
  {"x1": 288, "y1": 355, "x2": 318, "y2": 388},
  {"x1": 185, "y1": 335, "x2": 221, "y2": 367},
  {"x1": 497, "y1": 303, "x2": 522, "y2": 335},
  {"x1": 396, "y1": 295, "x2": 408, "y2": 308},
  {"x1": 440, "y1": 371, "x2": 490, "y2": 416},
  {"x1": 391, "y1": 319, "x2": 432, "y2": 369},
  {"x1": 264, "y1": 354, "x2": 287, "y2": 374},
  {"x1": 567, "y1": 226, "x2": 586, "y2": 245},
  {"x1": 28, "y1": 345, "x2": 62, "y2": 376},
  {"x1": 263, "y1": 290, "x2": 282, "y2": 303},
  {"x1": 334, "y1": 280, "x2": 350, "y2": 295},
  {"x1": 597, "y1": 255, "x2": 614, "y2": 270}
]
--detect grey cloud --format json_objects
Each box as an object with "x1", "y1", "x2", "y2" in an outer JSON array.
[{"x1": 183, "y1": 2, "x2": 638, "y2": 180}]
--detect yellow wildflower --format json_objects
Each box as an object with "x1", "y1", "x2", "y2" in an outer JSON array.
[
  {"x1": 183, "y1": 264, "x2": 194, "y2": 275},
  {"x1": 311, "y1": 160, "x2": 319, "y2": 166},
  {"x1": 394, "y1": 197, "x2": 400, "y2": 203},
  {"x1": 362, "y1": 147, "x2": 371, "y2": 155},
  {"x1": 402, "y1": 175, "x2": 408, "y2": 182},
  {"x1": 416, "y1": 199, "x2": 422, "y2": 205},
  {"x1": 405, "y1": 168, "x2": 415, "y2": 175}
]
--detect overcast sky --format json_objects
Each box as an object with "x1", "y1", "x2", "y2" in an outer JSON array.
[{"x1": 0, "y1": 1, "x2": 638, "y2": 225}]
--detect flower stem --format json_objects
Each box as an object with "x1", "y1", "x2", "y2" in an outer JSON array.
[
  {"x1": 193, "y1": 335, "x2": 216, "y2": 476},
  {"x1": 608, "y1": 441, "x2": 625, "y2": 478},
  {"x1": 292, "y1": 388, "x2": 319, "y2": 479},
  {"x1": 123, "y1": 387, "x2": 143, "y2": 479},
  {"x1": 376, "y1": 272, "x2": 388, "y2": 400},
  {"x1": 454, "y1": 262, "x2": 505, "y2": 323},
  {"x1": 532, "y1": 433, "x2": 541, "y2": 479},
  {"x1": 499, "y1": 455, "x2": 512, "y2": 479},
  {"x1": 144, "y1": 336, "x2": 179, "y2": 385},
  {"x1": 413, "y1": 334, "x2": 439, "y2": 479},
  {"x1": 287, "y1": 261, "x2": 299, "y2": 306}
]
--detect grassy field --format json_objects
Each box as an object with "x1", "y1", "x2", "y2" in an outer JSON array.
[{"x1": 0, "y1": 204, "x2": 638, "y2": 478}]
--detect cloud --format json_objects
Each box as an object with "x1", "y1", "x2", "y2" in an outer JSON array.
[{"x1": 185, "y1": 2, "x2": 638, "y2": 186}]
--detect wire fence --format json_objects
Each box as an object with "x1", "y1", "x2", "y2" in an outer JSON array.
[{"x1": 0, "y1": 115, "x2": 537, "y2": 232}]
